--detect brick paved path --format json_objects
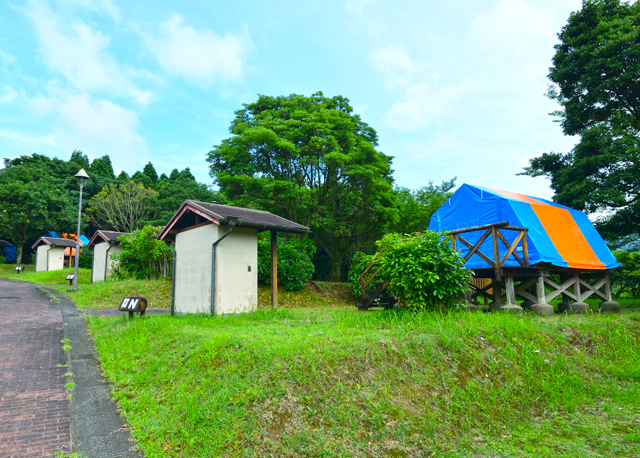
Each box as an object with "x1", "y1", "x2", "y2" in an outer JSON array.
[{"x1": 0, "y1": 279, "x2": 70, "y2": 457}]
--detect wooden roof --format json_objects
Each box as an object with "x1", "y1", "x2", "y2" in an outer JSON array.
[
  {"x1": 87, "y1": 230, "x2": 131, "y2": 249},
  {"x1": 31, "y1": 236, "x2": 77, "y2": 250},
  {"x1": 159, "y1": 200, "x2": 310, "y2": 241}
]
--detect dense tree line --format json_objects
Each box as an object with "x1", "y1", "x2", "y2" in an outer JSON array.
[
  {"x1": 0, "y1": 150, "x2": 223, "y2": 262},
  {"x1": 0, "y1": 94, "x2": 454, "y2": 279}
]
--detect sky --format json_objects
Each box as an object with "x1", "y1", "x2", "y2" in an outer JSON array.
[{"x1": 0, "y1": 0, "x2": 584, "y2": 199}]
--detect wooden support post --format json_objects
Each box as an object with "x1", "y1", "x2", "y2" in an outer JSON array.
[
  {"x1": 505, "y1": 276, "x2": 516, "y2": 305},
  {"x1": 270, "y1": 230, "x2": 277, "y2": 310},
  {"x1": 491, "y1": 226, "x2": 501, "y2": 281},
  {"x1": 452, "y1": 235, "x2": 457, "y2": 252},
  {"x1": 492, "y1": 279, "x2": 503, "y2": 308},
  {"x1": 522, "y1": 231, "x2": 529, "y2": 266}
]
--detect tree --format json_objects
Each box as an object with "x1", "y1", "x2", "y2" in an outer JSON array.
[
  {"x1": 522, "y1": 0, "x2": 640, "y2": 240},
  {"x1": 112, "y1": 226, "x2": 172, "y2": 280},
  {"x1": 391, "y1": 179, "x2": 456, "y2": 234},
  {"x1": 84, "y1": 181, "x2": 158, "y2": 232},
  {"x1": 0, "y1": 155, "x2": 76, "y2": 262},
  {"x1": 90, "y1": 155, "x2": 116, "y2": 179},
  {"x1": 207, "y1": 92, "x2": 397, "y2": 281}
]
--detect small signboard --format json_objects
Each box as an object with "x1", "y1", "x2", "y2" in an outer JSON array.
[
  {"x1": 15, "y1": 266, "x2": 24, "y2": 273},
  {"x1": 66, "y1": 274, "x2": 75, "y2": 280},
  {"x1": 118, "y1": 297, "x2": 148, "y2": 317}
]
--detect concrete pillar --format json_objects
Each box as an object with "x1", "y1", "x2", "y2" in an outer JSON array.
[
  {"x1": 570, "y1": 272, "x2": 589, "y2": 314},
  {"x1": 500, "y1": 276, "x2": 523, "y2": 313},
  {"x1": 599, "y1": 272, "x2": 620, "y2": 313},
  {"x1": 530, "y1": 275, "x2": 554, "y2": 315}
]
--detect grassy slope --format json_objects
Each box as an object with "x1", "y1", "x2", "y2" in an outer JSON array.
[{"x1": 88, "y1": 306, "x2": 640, "y2": 457}]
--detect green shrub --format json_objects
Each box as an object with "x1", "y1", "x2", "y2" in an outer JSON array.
[
  {"x1": 79, "y1": 249, "x2": 93, "y2": 269},
  {"x1": 610, "y1": 251, "x2": 640, "y2": 298},
  {"x1": 112, "y1": 226, "x2": 172, "y2": 280},
  {"x1": 348, "y1": 251, "x2": 376, "y2": 298},
  {"x1": 258, "y1": 235, "x2": 315, "y2": 290},
  {"x1": 376, "y1": 231, "x2": 472, "y2": 310}
]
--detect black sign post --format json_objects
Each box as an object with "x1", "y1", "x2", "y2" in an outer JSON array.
[
  {"x1": 118, "y1": 297, "x2": 148, "y2": 317},
  {"x1": 66, "y1": 274, "x2": 75, "y2": 286},
  {"x1": 15, "y1": 266, "x2": 24, "y2": 274}
]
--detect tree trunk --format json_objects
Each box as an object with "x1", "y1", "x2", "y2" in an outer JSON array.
[
  {"x1": 15, "y1": 243, "x2": 24, "y2": 265},
  {"x1": 329, "y1": 251, "x2": 343, "y2": 282}
]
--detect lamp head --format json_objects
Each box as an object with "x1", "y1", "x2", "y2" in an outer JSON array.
[{"x1": 75, "y1": 168, "x2": 89, "y2": 187}]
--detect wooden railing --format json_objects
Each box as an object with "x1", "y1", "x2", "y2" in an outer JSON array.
[{"x1": 448, "y1": 221, "x2": 529, "y2": 280}]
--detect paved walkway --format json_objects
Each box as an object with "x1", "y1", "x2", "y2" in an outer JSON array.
[
  {"x1": 0, "y1": 279, "x2": 70, "y2": 457},
  {"x1": 0, "y1": 279, "x2": 141, "y2": 458}
]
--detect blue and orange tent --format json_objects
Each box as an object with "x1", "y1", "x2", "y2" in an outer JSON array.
[{"x1": 428, "y1": 184, "x2": 619, "y2": 270}]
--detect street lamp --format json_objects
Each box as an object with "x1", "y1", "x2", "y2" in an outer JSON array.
[{"x1": 72, "y1": 168, "x2": 89, "y2": 291}]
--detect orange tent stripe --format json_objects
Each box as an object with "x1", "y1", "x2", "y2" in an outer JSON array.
[{"x1": 489, "y1": 188, "x2": 606, "y2": 269}]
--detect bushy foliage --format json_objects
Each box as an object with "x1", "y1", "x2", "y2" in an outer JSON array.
[
  {"x1": 376, "y1": 231, "x2": 472, "y2": 310},
  {"x1": 79, "y1": 248, "x2": 93, "y2": 269},
  {"x1": 258, "y1": 235, "x2": 316, "y2": 290},
  {"x1": 348, "y1": 251, "x2": 376, "y2": 298},
  {"x1": 112, "y1": 226, "x2": 172, "y2": 280},
  {"x1": 610, "y1": 251, "x2": 640, "y2": 298}
]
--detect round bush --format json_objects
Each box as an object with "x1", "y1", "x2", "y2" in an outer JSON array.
[{"x1": 258, "y1": 236, "x2": 316, "y2": 290}]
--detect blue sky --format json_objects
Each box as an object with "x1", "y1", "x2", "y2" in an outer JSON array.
[{"x1": 0, "y1": 0, "x2": 582, "y2": 198}]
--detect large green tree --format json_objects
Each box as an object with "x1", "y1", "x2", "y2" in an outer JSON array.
[
  {"x1": 0, "y1": 155, "x2": 76, "y2": 262},
  {"x1": 522, "y1": 0, "x2": 640, "y2": 241},
  {"x1": 207, "y1": 92, "x2": 397, "y2": 281}
]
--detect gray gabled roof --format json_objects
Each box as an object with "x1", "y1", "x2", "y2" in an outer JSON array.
[
  {"x1": 31, "y1": 236, "x2": 77, "y2": 250},
  {"x1": 0, "y1": 240, "x2": 12, "y2": 247},
  {"x1": 159, "y1": 200, "x2": 310, "y2": 240},
  {"x1": 87, "y1": 230, "x2": 131, "y2": 249}
]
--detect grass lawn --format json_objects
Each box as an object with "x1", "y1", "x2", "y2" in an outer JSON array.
[{"x1": 88, "y1": 304, "x2": 640, "y2": 457}]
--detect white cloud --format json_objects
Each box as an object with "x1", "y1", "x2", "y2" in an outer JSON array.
[
  {"x1": 61, "y1": 0, "x2": 121, "y2": 22},
  {"x1": 369, "y1": 44, "x2": 468, "y2": 130},
  {"x1": 383, "y1": 82, "x2": 467, "y2": 130},
  {"x1": 368, "y1": 45, "x2": 422, "y2": 89},
  {"x1": 21, "y1": 0, "x2": 137, "y2": 97},
  {"x1": 26, "y1": 91, "x2": 149, "y2": 169},
  {"x1": 146, "y1": 14, "x2": 249, "y2": 86},
  {"x1": 0, "y1": 86, "x2": 17, "y2": 103},
  {"x1": 0, "y1": 130, "x2": 57, "y2": 145},
  {"x1": 0, "y1": 47, "x2": 17, "y2": 64}
]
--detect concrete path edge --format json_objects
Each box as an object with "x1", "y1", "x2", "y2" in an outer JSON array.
[{"x1": 44, "y1": 287, "x2": 141, "y2": 458}]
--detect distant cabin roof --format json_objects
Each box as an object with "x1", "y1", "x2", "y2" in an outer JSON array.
[
  {"x1": 87, "y1": 230, "x2": 131, "y2": 248},
  {"x1": 31, "y1": 236, "x2": 77, "y2": 250},
  {"x1": 0, "y1": 239, "x2": 12, "y2": 247},
  {"x1": 159, "y1": 200, "x2": 310, "y2": 241}
]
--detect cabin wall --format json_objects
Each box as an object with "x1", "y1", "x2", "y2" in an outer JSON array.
[
  {"x1": 35, "y1": 245, "x2": 50, "y2": 272},
  {"x1": 92, "y1": 242, "x2": 108, "y2": 282},
  {"x1": 47, "y1": 247, "x2": 65, "y2": 271},
  {"x1": 174, "y1": 224, "x2": 258, "y2": 315}
]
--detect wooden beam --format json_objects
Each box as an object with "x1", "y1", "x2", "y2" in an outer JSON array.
[
  {"x1": 491, "y1": 226, "x2": 501, "y2": 281},
  {"x1": 543, "y1": 276, "x2": 578, "y2": 302},
  {"x1": 462, "y1": 229, "x2": 492, "y2": 262},
  {"x1": 497, "y1": 231, "x2": 525, "y2": 267},
  {"x1": 448, "y1": 221, "x2": 509, "y2": 235},
  {"x1": 271, "y1": 230, "x2": 277, "y2": 310},
  {"x1": 522, "y1": 232, "x2": 529, "y2": 266},
  {"x1": 457, "y1": 232, "x2": 494, "y2": 266}
]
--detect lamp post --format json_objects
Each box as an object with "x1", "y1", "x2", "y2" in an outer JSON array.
[{"x1": 72, "y1": 168, "x2": 89, "y2": 291}]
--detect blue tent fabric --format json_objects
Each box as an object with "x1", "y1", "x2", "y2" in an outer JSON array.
[{"x1": 429, "y1": 184, "x2": 619, "y2": 270}]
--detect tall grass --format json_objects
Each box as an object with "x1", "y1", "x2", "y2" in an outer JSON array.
[{"x1": 88, "y1": 306, "x2": 640, "y2": 457}]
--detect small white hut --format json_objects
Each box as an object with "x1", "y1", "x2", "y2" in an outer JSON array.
[
  {"x1": 32, "y1": 237, "x2": 77, "y2": 272},
  {"x1": 159, "y1": 200, "x2": 310, "y2": 316},
  {"x1": 87, "y1": 230, "x2": 131, "y2": 283}
]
